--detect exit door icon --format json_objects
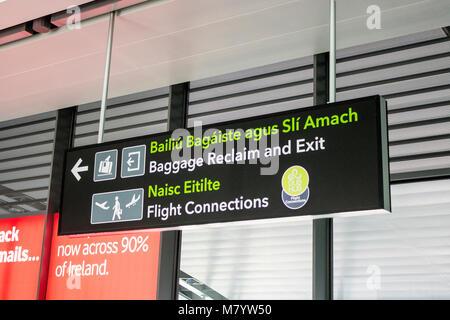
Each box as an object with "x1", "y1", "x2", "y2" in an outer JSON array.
[{"x1": 121, "y1": 145, "x2": 146, "y2": 178}]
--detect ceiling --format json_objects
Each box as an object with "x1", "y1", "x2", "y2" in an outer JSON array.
[
  {"x1": 0, "y1": 0, "x2": 94, "y2": 30},
  {"x1": 0, "y1": 0, "x2": 449, "y2": 122}
]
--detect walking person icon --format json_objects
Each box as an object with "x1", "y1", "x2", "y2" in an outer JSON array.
[{"x1": 112, "y1": 196, "x2": 122, "y2": 221}]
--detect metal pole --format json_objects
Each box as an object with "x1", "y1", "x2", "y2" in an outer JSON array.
[
  {"x1": 329, "y1": 0, "x2": 336, "y2": 103},
  {"x1": 98, "y1": 11, "x2": 116, "y2": 144}
]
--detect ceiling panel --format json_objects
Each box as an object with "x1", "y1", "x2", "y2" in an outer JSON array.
[{"x1": 0, "y1": 0, "x2": 449, "y2": 122}]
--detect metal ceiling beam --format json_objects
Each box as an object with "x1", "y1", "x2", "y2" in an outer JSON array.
[
  {"x1": 0, "y1": 0, "x2": 151, "y2": 47},
  {"x1": 0, "y1": 23, "x2": 33, "y2": 46}
]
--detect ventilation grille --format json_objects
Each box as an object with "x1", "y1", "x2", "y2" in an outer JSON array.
[
  {"x1": 0, "y1": 111, "x2": 56, "y2": 216},
  {"x1": 74, "y1": 87, "x2": 169, "y2": 147}
]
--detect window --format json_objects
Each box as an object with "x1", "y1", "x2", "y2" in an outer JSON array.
[{"x1": 335, "y1": 179, "x2": 450, "y2": 299}]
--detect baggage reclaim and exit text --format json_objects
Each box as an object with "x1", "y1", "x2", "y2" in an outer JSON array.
[
  {"x1": 148, "y1": 137, "x2": 326, "y2": 175},
  {"x1": 146, "y1": 137, "x2": 326, "y2": 222}
]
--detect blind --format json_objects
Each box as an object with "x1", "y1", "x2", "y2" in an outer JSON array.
[
  {"x1": 336, "y1": 28, "x2": 450, "y2": 179},
  {"x1": 0, "y1": 111, "x2": 56, "y2": 217},
  {"x1": 180, "y1": 220, "x2": 312, "y2": 300},
  {"x1": 181, "y1": 56, "x2": 315, "y2": 299},
  {"x1": 334, "y1": 178, "x2": 450, "y2": 299},
  {"x1": 188, "y1": 56, "x2": 314, "y2": 126},
  {"x1": 334, "y1": 28, "x2": 450, "y2": 299},
  {"x1": 74, "y1": 87, "x2": 169, "y2": 147},
  {"x1": 181, "y1": 28, "x2": 450, "y2": 300}
]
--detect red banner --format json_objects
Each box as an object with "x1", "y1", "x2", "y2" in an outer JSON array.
[
  {"x1": 46, "y1": 214, "x2": 160, "y2": 299},
  {"x1": 0, "y1": 214, "x2": 46, "y2": 300}
]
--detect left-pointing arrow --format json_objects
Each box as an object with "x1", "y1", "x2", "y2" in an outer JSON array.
[
  {"x1": 71, "y1": 158, "x2": 89, "y2": 181},
  {"x1": 127, "y1": 157, "x2": 134, "y2": 167}
]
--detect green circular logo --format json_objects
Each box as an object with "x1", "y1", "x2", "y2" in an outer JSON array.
[{"x1": 281, "y1": 166, "x2": 309, "y2": 196}]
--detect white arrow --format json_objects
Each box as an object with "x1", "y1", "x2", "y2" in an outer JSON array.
[
  {"x1": 71, "y1": 158, "x2": 89, "y2": 181},
  {"x1": 127, "y1": 157, "x2": 134, "y2": 167}
]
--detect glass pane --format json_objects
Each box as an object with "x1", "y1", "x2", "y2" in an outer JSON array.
[
  {"x1": 180, "y1": 220, "x2": 313, "y2": 300},
  {"x1": 0, "y1": 112, "x2": 56, "y2": 218},
  {"x1": 334, "y1": 179, "x2": 450, "y2": 299}
]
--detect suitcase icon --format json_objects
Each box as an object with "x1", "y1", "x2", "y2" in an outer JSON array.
[{"x1": 98, "y1": 155, "x2": 113, "y2": 175}]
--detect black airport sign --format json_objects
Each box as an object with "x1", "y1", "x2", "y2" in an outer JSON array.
[{"x1": 59, "y1": 95, "x2": 390, "y2": 235}]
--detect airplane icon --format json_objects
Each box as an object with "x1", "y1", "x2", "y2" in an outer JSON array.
[
  {"x1": 95, "y1": 201, "x2": 110, "y2": 210},
  {"x1": 126, "y1": 194, "x2": 141, "y2": 208},
  {"x1": 91, "y1": 188, "x2": 143, "y2": 224}
]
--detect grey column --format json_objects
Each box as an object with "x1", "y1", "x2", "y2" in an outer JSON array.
[
  {"x1": 156, "y1": 82, "x2": 189, "y2": 300},
  {"x1": 37, "y1": 106, "x2": 77, "y2": 300},
  {"x1": 312, "y1": 52, "x2": 333, "y2": 300}
]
